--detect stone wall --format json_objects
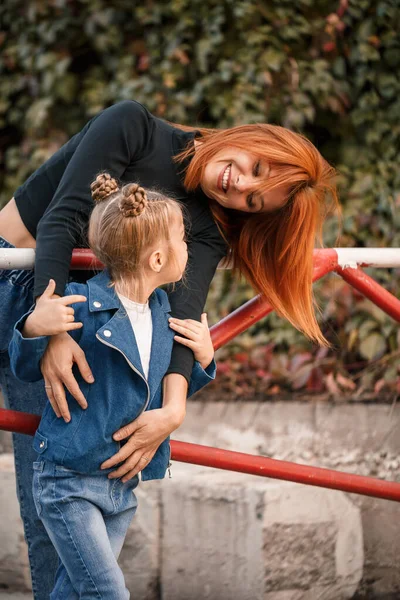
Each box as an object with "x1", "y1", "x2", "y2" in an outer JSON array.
[{"x1": 1, "y1": 401, "x2": 399, "y2": 599}]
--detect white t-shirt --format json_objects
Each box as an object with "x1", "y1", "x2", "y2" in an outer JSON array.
[{"x1": 117, "y1": 293, "x2": 153, "y2": 380}]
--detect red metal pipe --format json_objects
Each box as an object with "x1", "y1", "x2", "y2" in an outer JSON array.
[
  {"x1": 0, "y1": 409, "x2": 40, "y2": 436},
  {"x1": 171, "y1": 440, "x2": 400, "y2": 502},
  {"x1": 70, "y1": 249, "x2": 104, "y2": 270},
  {"x1": 335, "y1": 265, "x2": 400, "y2": 322},
  {"x1": 1, "y1": 408, "x2": 399, "y2": 502}
]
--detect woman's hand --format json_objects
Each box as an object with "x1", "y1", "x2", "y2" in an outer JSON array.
[
  {"x1": 23, "y1": 279, "x2": 87, "y2": 338},
  {"x1": 102, "y1": 373, "x2": 188, "y2": 482},
  {"x1": 100, "y1": 406, "x2": 181, "y2": 482},
  {"x1": 40, "y1": 332, "x2": 94, "y2": 422},
  {"x1": 168, "y1": 313, "x2": 214, "y2": 370}
]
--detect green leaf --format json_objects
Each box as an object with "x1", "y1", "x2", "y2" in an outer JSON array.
[{"x1": 360, "y1": 333, "x2": 387, "y2": 360}]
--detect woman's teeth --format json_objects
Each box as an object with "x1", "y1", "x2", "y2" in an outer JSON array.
[{"x1": 222, "y1": 164, "x2": 231, "y2": 192}]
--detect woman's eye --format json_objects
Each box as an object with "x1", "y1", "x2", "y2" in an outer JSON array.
[
  {"x1": 247, "y1": 193, "x2": 255, "y2": 208},
  {"x1": 253, "y1": 161, "x2": 260, "y2": 177}
]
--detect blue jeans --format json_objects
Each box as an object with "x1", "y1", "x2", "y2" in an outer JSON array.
[
  {"x1": 33, "y1": 460, "x2": 138, "y2": 599},
  {"x1": 0, "y1": 235, "x2": 59, "y2": 597}
]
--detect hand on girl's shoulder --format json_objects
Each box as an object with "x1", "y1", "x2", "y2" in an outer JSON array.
[
  {"x1": 168, "y1": 313, "x2": 214, "y2": 370},
  {"x1": 22, "y1": 279, "x2": 87, "y2": 338}
]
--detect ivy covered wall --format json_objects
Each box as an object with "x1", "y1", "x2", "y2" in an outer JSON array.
[{"x1": 1, "y1": 0, "x2": 399, "y2": 395}]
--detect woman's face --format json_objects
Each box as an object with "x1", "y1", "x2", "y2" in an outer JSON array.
[{"x1": 197, "y1": 144, "x2": 290, "y2": 213}]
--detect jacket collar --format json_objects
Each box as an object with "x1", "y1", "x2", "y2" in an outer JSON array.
[
  {"x1": 90, "y1": 270, "x2": 175, "y2": 401},
  {"x1": 87, "y1": 270, "x2": 171, "y2": 314}
]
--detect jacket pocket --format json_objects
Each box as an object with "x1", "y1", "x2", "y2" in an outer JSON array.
[{"x1": 33, "y1": 430, "x2": 48, "y2": 454}]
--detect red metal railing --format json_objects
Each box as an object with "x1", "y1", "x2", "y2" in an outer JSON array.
[{"x1": 1, "y1": 247, "x2": 400, "y2": 502}]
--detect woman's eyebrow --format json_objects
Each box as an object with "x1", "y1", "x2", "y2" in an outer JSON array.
[
  {"x1": 263, "y1": 162, "x2": 271, "y2": 178},
  {"x1": 256, "y1": 162, "x2": 270, "y2": 211}
]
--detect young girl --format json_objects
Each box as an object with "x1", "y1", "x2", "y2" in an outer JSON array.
[{"x1": 8, "y1": 174, "x2": 216, "y2": 599}]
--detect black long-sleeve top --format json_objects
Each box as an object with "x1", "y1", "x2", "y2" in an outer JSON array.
[{"x1": 14, "y1": 100, "x2": 228, "y2": 385}]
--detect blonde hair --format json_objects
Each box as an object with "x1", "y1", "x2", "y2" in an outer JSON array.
[{"x1": 88, "y1": 173, "x2": 185, "y2": 295}]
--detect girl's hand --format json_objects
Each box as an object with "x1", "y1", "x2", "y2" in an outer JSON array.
[
  {"x1": 40, "y1": 332, "x2": 94, "y2": 422},
  {"x1": 100, "y1": 406, "x2": 180, "y2": 482},
  {"x1": 168, "y1": 313, "x2": 214, "y2": 370},
  {"x1": 23, "y1": 279, "x2": 87, "y2": 338}
]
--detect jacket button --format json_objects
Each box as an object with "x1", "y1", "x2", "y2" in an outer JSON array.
[
  {"x1": 104, "y1": 330, "x2": 112, "y2": 337},
  {"x1": 93, "y1": 301, "x2": 102, "y2": 308},
  {"x1": 39, "y1": 441, "x2": 45, "y2": 448}
]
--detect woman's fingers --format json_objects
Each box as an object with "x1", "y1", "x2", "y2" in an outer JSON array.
[
  {"x1": 108, "y1": 450, "x2": 155, "y2": 481},
  {"x1": 73, "y1": 347, "x2": 94, "y2": 384},
  {"x1": 121, "y1": 454, "x2": 154, "y2": 482},
  {"x1": 62, "y1": 373, "x2": 88, "y2": 410},
  {"x1": 112, "y1": 418, "x2": 139, "y2": 441},
  {"x1": 107, "y1": 450, "x2": 143, "y2": 479},
  {"x1": 43, "y1": 381, "x2": 61, "y2": 418},
  {"x1": 121, "y1": 467, "x2": 141, "y2": 483},
  {"x1": 47, "y1": 378, "x2": 71, "y2": 422},
  {"x1": 101, "y1": 438, "x2": 139, "y2": 470}
]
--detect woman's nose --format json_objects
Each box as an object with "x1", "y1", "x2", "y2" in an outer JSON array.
[{"x1": 234, "y1": 175, "x2": 251, "y2": 193}]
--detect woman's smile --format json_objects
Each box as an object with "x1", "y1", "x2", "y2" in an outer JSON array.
[{"x1": 218, "y1": 164, "x2": 232, "y2": 193}]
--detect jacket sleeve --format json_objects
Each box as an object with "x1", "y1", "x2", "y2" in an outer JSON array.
[
  {"x1": 187, "y1": 358, "x2": 217, "y2": 398},
  {"x1": 33, "y1": 101, "x2": 153, "y2": 299},
  {"x1": 8, "y1": 311, "x2": 49, "y2": 383}
]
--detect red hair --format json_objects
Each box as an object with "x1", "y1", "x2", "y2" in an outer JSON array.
[{"x1": 173, "y1": 123, "x2": 341, "y2": 345}]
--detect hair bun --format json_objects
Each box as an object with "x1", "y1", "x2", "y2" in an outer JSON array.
[
  {"x1": 91, "y1": 173, "x2": 119, "y2": 203},
  {"x1": 119, "y1": 183, "x2": 148, "y2": 218}
]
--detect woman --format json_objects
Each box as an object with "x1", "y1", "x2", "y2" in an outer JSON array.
[{"x1": 0, "y1": 100, "x2": 339, "y2": 598}]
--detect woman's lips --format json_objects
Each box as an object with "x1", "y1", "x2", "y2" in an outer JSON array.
[{"x1": 217, "y1": 164, "x2": 231, "y2": 194}]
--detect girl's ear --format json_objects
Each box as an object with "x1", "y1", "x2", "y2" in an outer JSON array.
[{"x1": 148, "y1": 249, "x2": 164, "y2": 273}]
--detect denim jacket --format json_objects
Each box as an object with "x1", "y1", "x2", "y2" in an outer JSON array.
[{"x1": 8, "y1": 270, "x2": 216, "y2": 480}]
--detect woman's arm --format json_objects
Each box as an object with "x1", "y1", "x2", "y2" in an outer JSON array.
[
  {"x1": 34, "y1": 101, "x2": 153, "y2": 412},
  {"x1": 33, "y1": 101, "x2": 153, "y2": 298}
]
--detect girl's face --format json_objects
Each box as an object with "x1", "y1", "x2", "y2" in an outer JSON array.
[
  {"x1": 198, "y1": 144, "x2": 290, "y2": 213},
  {"x1": 165, "y1": 211, "x2": 188, "y2": 282}
]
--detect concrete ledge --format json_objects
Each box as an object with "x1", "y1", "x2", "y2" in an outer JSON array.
[
  {"x1": 1, "y1": 401, "x2": 400, "y2": 598},
  {"x1": 161, "y1": 466, "x2": 363, "y2": 600},
  {"x1": 0, "y1": 454, "x2": 31, "y2": 594}
]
